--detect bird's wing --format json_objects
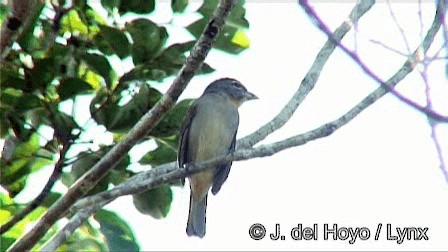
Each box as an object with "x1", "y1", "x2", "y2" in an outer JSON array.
[
  {"x1": 178, "y1": 102, "x2": 197, "y2": 169},
  {"x1": 211, "y1": 129, "x2": 237, "y2": 195}
]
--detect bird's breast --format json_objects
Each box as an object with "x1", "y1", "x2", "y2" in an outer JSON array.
[{"x1": 189, "y1": 102, "x2": 238, "y2": 162}]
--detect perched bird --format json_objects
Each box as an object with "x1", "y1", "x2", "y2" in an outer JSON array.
[{"x1": 178, "y1": 78, "x2": 257, "y2": 238}]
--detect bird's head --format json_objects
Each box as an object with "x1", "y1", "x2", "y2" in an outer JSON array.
[{"x1": 203, "y1": 78, "x2": 258, "y2": 106}]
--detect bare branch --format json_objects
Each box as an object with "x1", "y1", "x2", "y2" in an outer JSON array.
[
  {"x1": 7, "y1": 1, "x2": 237, "y2": 251},
  {"x1": 237, "y1": 0, "x2": 375, "y2": 149},
  {"x1": 430, "y1": 124, "x2": 448, "y2": 182},
  {"x1": 299, "y1": 0, "x2": 448, "y2": 123},
  {"x1": 419, "y1": 49, "x2": 448, "y2": 183},
  {"x1": 386, "y1": 0, "x2": 412, "y2": 54},
  {"x1": 369, "y1": 39, "x2": 408, "y2": 57}
]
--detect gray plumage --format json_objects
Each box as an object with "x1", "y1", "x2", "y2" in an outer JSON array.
[{"x1": 178, "y1": 78, "x2": 257, "y2": 238}]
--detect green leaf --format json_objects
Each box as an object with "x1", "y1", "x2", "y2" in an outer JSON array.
[
  {"x1": 74, "y1": 0, "x2": 87, "y2": 9},
  {"x1": 1, "y1": 88, "x2": 22, "y2": 107},
  {"x1": 2, "y1": 113, "x2": 33, "y2": 141},
  {"x1": 0, "y1": 110, "x2": 9, "y2": 138},
  {"x1": 63, "y1": 236, "x2": 106, "y2": 251},
  {"x1": 197, "y1": 0, "x2": 249, "y2": 28},
  {"x1": 119, "y1": 65, "x2": 168, "y2": 83},
  {"x1": 0, "y1": 236, "x2": 16, "y2": 251},
  {"x1": 0, "y1": 134, "x2": 52, "y2": 197},
  {"x1": 57, "y1": 77, "x2": 93, "y2": 100},
  {"x1": 0, "y1": 4, "x2": 9, "y2": 25},
  {"x1": 0, "y1": 194, "x2": 28, "y2": 250},
  {"x1": 198, "y1": 62, "x2": 215, "y2": 74},
  {"x1": 41, "y1": 192, "x2": 62, "y2": 208},
  {"x1": 0, "y1": 63, "x2": 26, "y2": 90},
  {"x1": 119, "y1": 0, "x2": 155, "y2": 14},
  {"x1": 60, "y1": 9, "x2": 89, "y2": 36},
  {"x1": 126, "y1": 19, "x2": 168, "y2": 65},
  {"x1": 17, "y1": 94, "x2": 41, "y2": 112},
  {"x1": 24, "y1": 206, "x2": 47, "y2": 226},
  {"x1": 0, "y1": 88, "x2": 41, "y2": 113},
  {"x1": 157, "y1": 41, "x2": 195, "y2": 64},
  {"x1": 49, "y1": 43, "x2": 71, "y2": 63},
  {"x1": 171, "y1": 0, "x2": 188, "y2": 13},
  {"x1": 52, "y1": 110, "x2": 79, "y2": 141},
  {"x1": 132, "y1": 185, "x2": 173, "y2": 219},
  {"x1": 28, "y1": 150, "x2": 53, "y2": 173},
  {"x1": 107, "y1": 168, "x2": 133, "y2": 186},
  {"x1": 94, "y1": 209, "x2": 140, "y2": 251},
  {"x1": 61, "y1": 148, "x2": 130, "y2": 194},
  {"x1": 187, "y1": 0, "x2": 250, "y2": 54},
  {"x1": 188, "y1": 20, "x2": 249, "y2": 54},
  {"x1": 101, "y1": 0, "x2": 120, "y2": 13},
  {"x1": 85, "y1": 7, "x2": 106, "y2": 26},
  {"x1": 151, "y1": 99, "x2": 193, "y2": 137},
  {"x1": 119, "y1": 42, "x2": 214, "y2": 83},
  {"x1": 90, "y1": 84, "x2": 162, "y2": 132},
  {"x1": 61, "y1": 151, "x2": 107, "y2": 195},
  {"x1": 29, "y1": 58, "x2": 57, "y2": 89},
  {"x1": 81, "y1": 53, "x2": 116, "y2": 88},
  {"x1": 93, "y1": 25, "x2": 131, "y2": 59},
  {"x1": 62, "y1": 152, "x2": 100, "y2": 187},
  {"x1": 139, "y1": 139, "x2": 177, "y2": 166},
  {"x1": 4, "y1": 177, "x2": 27, "y2": 198},
  {"x1": 106, "y1": 153, "x2": 132, "y2": 185},
  {"x1": 17, "y1": 2, "x2": 45, "y2": 52}
]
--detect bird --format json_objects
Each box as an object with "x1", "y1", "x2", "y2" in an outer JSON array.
[{"x1": 178, "y1": 78, "x2": 258, "y2": 238}]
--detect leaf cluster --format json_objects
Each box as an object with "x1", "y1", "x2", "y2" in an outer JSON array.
[{"x1": 0, "y1": 0, "x2": 249, "y2": 249}]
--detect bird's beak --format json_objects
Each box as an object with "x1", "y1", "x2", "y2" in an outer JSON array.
[{"x1": 244, "y1": 91, "x2": 258, "y2": 101}]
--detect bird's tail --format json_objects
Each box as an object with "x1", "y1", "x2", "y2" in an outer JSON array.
[{"x1": 186, "y1": 193, "x2": 207, "y2": 238}]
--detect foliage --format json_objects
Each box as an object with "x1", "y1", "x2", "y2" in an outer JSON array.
[{"x1": 0, "y1": 0, "x2": 249, "y2": 250}]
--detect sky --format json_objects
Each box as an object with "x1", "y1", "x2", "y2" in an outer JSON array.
[{"x1": 9, "y1": 1, "x2": 448, "y2": 251}]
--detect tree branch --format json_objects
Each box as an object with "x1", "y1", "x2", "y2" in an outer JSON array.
[
  {"x1": 0, "y1": 0, "x2": 44, "y2": 63},
  {"x1": 40, "y1": 199, "x2": 112, "y2": 252},
  {"x1": 45, "y1": 2, "x2": 444, "y2": 248},
  {"x1": 298, "y1": 0, "x2": 448, "y2": 122},
  {"x1": 7, "y1": 1, "x2": 236, "y2": 251},
  {"x1": 0, "y1": 143, "x2": 70, "y2": 235},
  {"x1": 237, "y1": 0, "x2": 375, "y2": 149}
]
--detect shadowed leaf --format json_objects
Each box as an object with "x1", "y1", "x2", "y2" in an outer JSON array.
[{"x1": 132, "y1": 185, "x2": 173, "y2": 219}]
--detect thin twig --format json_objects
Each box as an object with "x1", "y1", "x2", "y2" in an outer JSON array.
[
  {"x1": 298, "y1": 0, "x2": 448, "y2": 123},
  {"x1": 369, "y1": 39, "x2": 408, "y2": 57},
  {"x1": 386, "y1": 0, "x2": 413, "y2": 54},
  {"x1": 419, "y1": 53, "x2": 448, "y2": 182}
]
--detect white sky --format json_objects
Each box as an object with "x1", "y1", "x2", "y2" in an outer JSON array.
[{"x1": 7, "y1": 1, "x2": 448, "y2": 251}]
